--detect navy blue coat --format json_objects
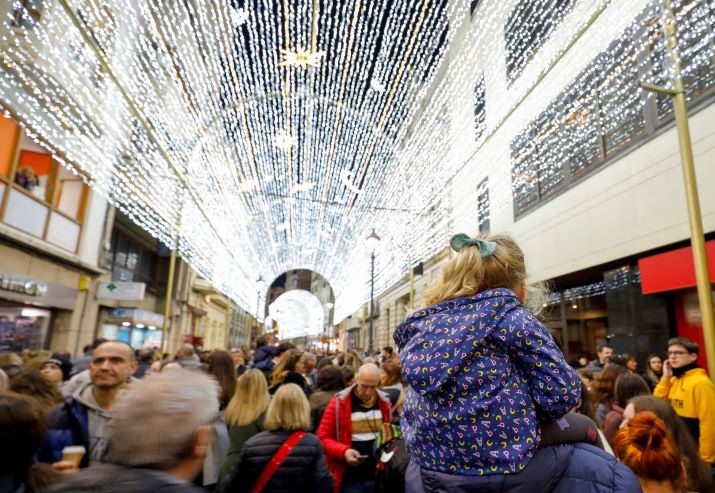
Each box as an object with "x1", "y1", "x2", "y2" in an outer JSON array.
[
  {"x1": 406, "y1": 443, "x2": 641, "y2": 493},
  {"x1": 37, "y1": 398, "x2": 90, "y2": 467}
]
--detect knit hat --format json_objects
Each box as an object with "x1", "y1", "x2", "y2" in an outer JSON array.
[{"x1": 41, "y1": 354, "x2": 73, "y2": 381}]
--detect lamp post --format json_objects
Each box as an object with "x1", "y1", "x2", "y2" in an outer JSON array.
[
  {"x1": 326, "y1": 301, "x2": 334, "y2": 352},
  {"x1": 255, "y1": 276, "x2": 265, "y2": 338},
  {"x1": 366, "y1": 230, "x2": 381, "y2": 354}
]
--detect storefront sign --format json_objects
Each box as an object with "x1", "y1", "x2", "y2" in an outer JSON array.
[
  {"x1": 0, "y1": 274, "x2": 48, "y2": 296},
  {"x1": 97, "y1": 281, "x2": 146, "y2": 301},
  {"x1": 106, "y1": 308, "x2": 164, "y2": 327}
]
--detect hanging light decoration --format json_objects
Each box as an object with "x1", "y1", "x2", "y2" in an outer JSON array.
[{"x1": 0, "y1": 0, "x2": 708, "y2": 322}]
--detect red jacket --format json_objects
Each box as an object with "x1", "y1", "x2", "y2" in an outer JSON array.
[{"x1": 317, "y1": 385, "x2": 392, "y2": 493}]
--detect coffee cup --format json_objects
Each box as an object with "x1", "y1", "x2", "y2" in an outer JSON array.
[{"x1": 62, "y1": 445, "x2": 86, "y2": 466}]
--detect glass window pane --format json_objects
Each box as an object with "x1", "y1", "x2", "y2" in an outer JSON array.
[
  {"x1": 15, "y1": 151, "x2": 53, "y2": 202},
  {"x1": 56, "y1": 167, "x2": 85, "y2": 219}
]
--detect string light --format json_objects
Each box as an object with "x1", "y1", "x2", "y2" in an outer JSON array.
[{"x1": 0, "y1": 0, "x2": 709, "y2": 323}]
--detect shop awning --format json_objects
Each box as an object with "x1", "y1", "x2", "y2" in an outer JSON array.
[{"x1": 638, "y1": 240, "x2": 715, "y2": 294}]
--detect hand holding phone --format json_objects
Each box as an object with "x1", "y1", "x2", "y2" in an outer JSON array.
[
  {"x1": 345, "y1": 448, "x2": 367, "y2": 465},
  {"x1": 661, "y1": 360, "x2": 673, "y2": 380}
]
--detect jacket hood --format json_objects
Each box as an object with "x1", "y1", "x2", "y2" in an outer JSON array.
[
  {"x1": 73, "y1": 382, "x2": 122, "y2": 417},
  {"x1": 335, "y1": 383, "x2": 391, "y2": 406},
  {"x1": 394, "y1": 288, "x2": 520, "y2": 396}
]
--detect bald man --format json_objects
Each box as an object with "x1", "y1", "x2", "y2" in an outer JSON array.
[
  {"x1": 39, "y1": 341, "x2": 138, "y2": 469},
  {"x1": 317, "y1": 363, "x2": 392, "y2": 493}
]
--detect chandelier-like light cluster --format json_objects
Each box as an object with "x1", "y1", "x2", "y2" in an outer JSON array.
[{"x1": 0, "y1": 0, "x2": 709, "y2": 324}]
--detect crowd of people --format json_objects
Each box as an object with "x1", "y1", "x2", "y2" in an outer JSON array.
[{"x1": 0, "y1": 232, "x2": 714, "y2": 493}]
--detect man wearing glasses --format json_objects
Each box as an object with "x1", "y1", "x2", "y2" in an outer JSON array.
[{"x1": 655, "y1": 337, "x2": 715, "y2": 466}]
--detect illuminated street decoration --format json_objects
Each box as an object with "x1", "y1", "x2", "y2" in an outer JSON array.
[
  {"x1": 268, "y1": 289, "x2": 324, "y2": 341},
  {"x1": 278, "y1": 47, "x2": 326, "y2": 69},
  {"x1": 0, "y1": 0, "x2": 708, "y2": 322}
]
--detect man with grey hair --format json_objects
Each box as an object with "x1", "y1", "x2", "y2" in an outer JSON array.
[
  {"x1": 46, "y1": 368, "x2": 218, "y2": 492},
  {"x1": 176, "y1": 343, "x2": 200, "y2": 368},
  {"x1": 301, "y1": 351, "x2": 318, "y2": 389}
]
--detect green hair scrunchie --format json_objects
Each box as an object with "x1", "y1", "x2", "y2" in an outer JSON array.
[{"x1": 450, "y1": 233, "x2": 497, "y2": 257}]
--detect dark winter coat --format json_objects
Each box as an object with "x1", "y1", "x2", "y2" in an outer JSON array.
[
  {"x1": 269, "y1": 371, "x2": 310, "y2": 396},
  {"x1": 37, "y1": 397, "x2": 90, "y2": 467},
  {"x1": 217, "y1": 413, "x2": 266, "y2": 493},
  {"x1": 252, "y1": 346, "x2": 277, "y2": 380},
  {"x1": 222, "y1": 430, "x2": 333, "y2": 493},
  {"x1": 406, "y1": 443, "x2": 641, "y2": 493},
  {"x1": 44, "y1": 463, "x2": 205, "y2": 493}
]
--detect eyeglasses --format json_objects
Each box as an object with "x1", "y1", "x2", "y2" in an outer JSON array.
[{"x1": 667, "y1": 350, "x2": 689, "y2": 357}]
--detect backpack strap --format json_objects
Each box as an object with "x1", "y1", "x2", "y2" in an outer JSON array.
[{"x1": 251, "y1": 431, "x2": 306, "y2": 493}]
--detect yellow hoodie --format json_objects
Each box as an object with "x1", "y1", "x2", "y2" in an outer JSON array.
[{"x1": 654, "y1": 367, "x2": 715, "y2": 464}]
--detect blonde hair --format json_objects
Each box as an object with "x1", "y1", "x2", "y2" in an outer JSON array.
[
  {"x1": 423, "y1": 233, "x2": 527, "y2": 307},
  {"x1": 263, "y1": 383, "x2": 310, "y2": 432},
  {"x1": 225, "y1": 369, "x2": 270, "y2": 427},
  {"x1": 270, "y1": 349, "x2": 301, "y2": 389}
]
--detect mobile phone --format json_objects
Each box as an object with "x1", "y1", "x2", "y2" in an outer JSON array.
[{"x1": 356, "y1": 454, "x2": 368, "y2": 459}]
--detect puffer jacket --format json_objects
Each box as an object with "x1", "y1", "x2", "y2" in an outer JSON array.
[
  {"x1": 316, "y1": 385, "x2": 392, "y2": 493},
  {"x1": 406, "y1": 443, "x2": 641, "y2": 493},
  {"x1": 36, "y1": 396, "x2": 90, "y2": 467},
  {"x1": 251, "y1": 345, "x2": 277, "y2": 380},
  {"x1": 395, "y1": 288, "x2": 581, "y2": 476},
  {"x1": 44, "y1": 463, "x2": 205, "y2": 493},
  {"x1": 222, "y1": 430, "x2": 333, "y2": 493}
]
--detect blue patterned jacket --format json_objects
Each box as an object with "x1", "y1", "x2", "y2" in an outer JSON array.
[{"x1": 394, "y1": 288, "x2": 581, "y2": 476}]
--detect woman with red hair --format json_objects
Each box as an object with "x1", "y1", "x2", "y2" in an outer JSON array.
[{"x1": 614, "y1": 411, "x2": 687, "y2": 493}]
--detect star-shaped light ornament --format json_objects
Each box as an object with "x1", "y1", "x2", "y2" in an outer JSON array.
[
  {"x1": 273, "y1": 130, "x2": 297, "y2": 152},
  {"x1": 279, "y1": 47, "x2": 326, "y2": 69},
  {"x1": 230, "y1": 8, "x2": 248, "y2": 27},
  {"x1": 370, "y1": 78, "x2": 386, "y2": 93}
]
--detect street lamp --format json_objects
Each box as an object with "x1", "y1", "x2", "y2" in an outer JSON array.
[
  {"x1": 255, "y1": 276, "x2": 266, "y2": 336},
  {"x1": 366, "y1": 229, "x2": 381, "y2": 353},
  {"x1": 325, "y1": 302, "x2": 334, "y2": 352}
]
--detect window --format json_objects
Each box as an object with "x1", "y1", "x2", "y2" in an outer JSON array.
[
  {"x1": 474, "y1": 75, "x2": 486, "y2": 140},
  {"x1": 505, "y1": 0, "x2": 576, "y2": 84},
  {"x1": 107, "y1": 229, "x2": 157, "y2": 285},
  {"x1": 470, "y1": 0, "x2": 483, "y2": 19},
  {"x1": 0, "y1": 120, "x2": 89, "y2": 252},
  {"x1": 8, "y1": 0, "x2": 42, "y2": 29},
  {"x1": 511, "y1": 0, "x2": 715, "y2": 217},
  {"x1": 477, "y1": 178, "x2": 490, "y2": 235}
]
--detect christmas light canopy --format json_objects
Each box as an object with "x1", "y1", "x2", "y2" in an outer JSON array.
[{"x1": 0, "y1": 0, "x2": 709, "y2": 325}]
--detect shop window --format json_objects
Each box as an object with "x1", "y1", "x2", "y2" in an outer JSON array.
[{"x1": 505, "y1": 0, "x2": 576, "y2": 84}]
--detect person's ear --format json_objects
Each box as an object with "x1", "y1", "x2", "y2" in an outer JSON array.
[
  {"x1": 129, "y1": 360, "x2": 139, "y2": 375},
  {"x1": 191, "y1": 425, "x2": 212, "y2": 459}
]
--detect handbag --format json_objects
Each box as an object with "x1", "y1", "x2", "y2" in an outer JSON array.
[{"x1": 250, "y1": 431, "x2": 306, "y2": 493}]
